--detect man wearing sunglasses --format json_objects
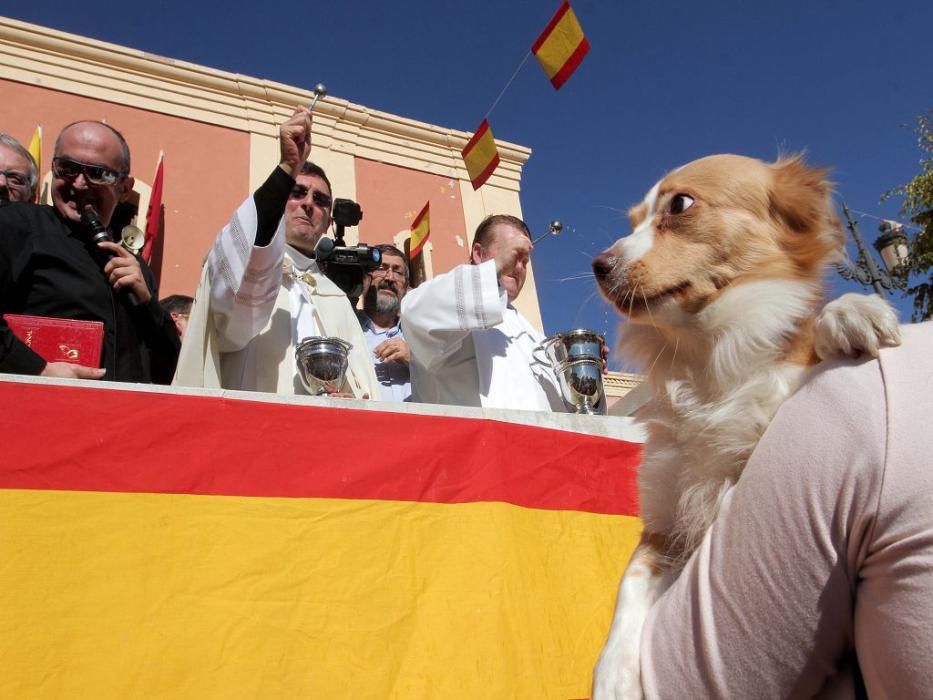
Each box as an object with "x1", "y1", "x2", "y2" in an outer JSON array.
[
  {"x1": 173, "y1": 106, "x2": 377, "y2": 398},
  {"x1": 0, "y1": 121, "x2": 180, "y2": 383},
  {"x1": 0, "y1": 133, "x2": 38, "y2": 204}
]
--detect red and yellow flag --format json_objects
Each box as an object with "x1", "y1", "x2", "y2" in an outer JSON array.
[
  {"x1": 461, "y1": 119, "x2": 500, "y2": 190},
  {"x1": 27, "y1": 126, "x2": 42, "y2": 203},
  {"x1": 27, "y1": 125, "x2": 41, "y2": 170},
  {"x1": 0, "y1": 378, "x2": 643, "y2": 699},
  {"x1": 409, "y1": 201, "x2": 430, "y2": 259},
  {"x1": 532, "y1": 1, "x2": 590, "y2": 90}
]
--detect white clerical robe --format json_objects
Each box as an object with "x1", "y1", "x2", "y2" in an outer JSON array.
[
  {"x1": 401, "y1": 259, "x2": 564, "y2": 411},
  {"x1": 173, "y1": 195, "x2": 378, "y2": 398}
]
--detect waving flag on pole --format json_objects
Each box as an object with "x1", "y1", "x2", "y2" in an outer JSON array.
[
  {"x1": 27, "y1": 125, "x2": 41, "y2": 169},
  {"x1": 532, "y1": 1, "x2": 590, "y2": 90},
  {"x1": 409, "y1": 201, "x2": 430, "y2": 259},
  {"x1": 27, "y1": 126, "x2": 42, "y2": 202},
  {"x1": 461, "y1": 119, "x2": 500, "y2": 190},
  {"x1": 142, "y1": 152, "x2": 164, "y2": 265}
]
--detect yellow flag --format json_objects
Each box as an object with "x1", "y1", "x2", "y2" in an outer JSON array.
[
  {"x1": 409, "y1": 201, "x2": 430, "y2": 259},
  {"x1": 27, "y1": 125, "x2": 41, "y2": 169}
]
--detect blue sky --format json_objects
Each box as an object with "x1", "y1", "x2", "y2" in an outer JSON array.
[{"x1": 9, "y1": 1, "x2": 931, "y2": 366}]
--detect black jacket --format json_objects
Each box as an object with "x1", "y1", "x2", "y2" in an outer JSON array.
[{"x1": 0, "y1": 203, "x2": 180, "y2": 383}]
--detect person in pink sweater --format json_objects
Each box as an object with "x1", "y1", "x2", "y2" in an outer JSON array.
[{"x1": 640, "y1": 321, "x2": 933, "y2": 699}]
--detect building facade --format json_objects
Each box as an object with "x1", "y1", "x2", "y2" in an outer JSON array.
[{"x1": 0, "y1": 15, "x2": 641, "y2": 405}]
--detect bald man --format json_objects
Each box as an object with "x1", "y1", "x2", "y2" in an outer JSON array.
[{"x1": 0, "y1": 121, "x2": 179, "y2": 383}]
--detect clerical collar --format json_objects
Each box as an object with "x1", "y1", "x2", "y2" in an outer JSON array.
[{"x1": 286, "y1": 245, "x2": 315, "y2": 271}]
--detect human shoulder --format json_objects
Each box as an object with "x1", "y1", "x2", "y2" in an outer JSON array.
[
  {"x1": 0, "y1": 204, "x2": 63, "y2": 258},
  {"x1": 0, "y1": 202, "x2": 57, "y2": 235}
]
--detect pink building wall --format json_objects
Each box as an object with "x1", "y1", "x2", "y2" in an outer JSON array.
[{"x1": 1, "y1": 79, "x2": 250, "y2": 297}]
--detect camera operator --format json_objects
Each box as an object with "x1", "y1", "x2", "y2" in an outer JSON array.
[
  {"x1": 357, "y1": 244, "x2": 411, "y2": 402},
  {"x1": 173, "y1": 106, "x2": 377, "y2": 397}
]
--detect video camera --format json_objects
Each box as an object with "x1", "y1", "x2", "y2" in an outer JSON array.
[{"x1": 315, "y1": 198, "x2": 382, "y2": 304}]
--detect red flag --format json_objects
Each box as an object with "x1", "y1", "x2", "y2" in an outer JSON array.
[
  {"x1": 142, "y1": 154, "x2": 164, "y2": 264},
  {"x1": 409, "y1": 202, "x2": 430, "y2": 259},
  {"x1": 461, "y1": 120, "x2": 500, "y2": 190},
  {"x1": 532, "y1": 1, "x2": 590, "y2": 90}
]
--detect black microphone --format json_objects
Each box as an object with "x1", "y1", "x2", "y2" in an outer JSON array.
[{"x1": 81, "y1": 206, "x2": 140, "y2": 306}]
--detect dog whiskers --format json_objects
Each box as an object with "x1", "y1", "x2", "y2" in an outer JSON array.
[
  {"x1": 644, "y1": 336, "x2": 669, "y2": 380},
  {"x1": 641, "y1": 287, "x2": 657, "y2": 327},
  {"x1": 553, "y1": 272, "x2": 595, "y2": 283},
  {"x1": 573, "y1": 288, "x2": 601, "y2": 324}
]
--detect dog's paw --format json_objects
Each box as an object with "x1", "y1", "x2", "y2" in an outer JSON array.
[
  {"x1": 592, "y1": 642, "x2": 644, "y2": 700},
  {"x1": 814, "y1": 293, "x2": 901, "y2": 360}
]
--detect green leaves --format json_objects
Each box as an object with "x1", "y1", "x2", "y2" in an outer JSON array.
[{"x1": 883, "y1": 110, "x2": 933, "y2": 321}]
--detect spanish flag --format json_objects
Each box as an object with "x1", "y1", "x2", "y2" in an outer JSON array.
[
  {"x1": 409, "y1": 201, "x2": 430, "y2": 259},
  {"x1": 0, "y1": 378, "x2": 643, "y2": 699},
  {"x1": 27, "y1": 125, "x2": 41, "y2": 169},
  {"x1": 461, "y1": 119, "x2": 500, "y2": 190},
  {"x1": 532, "y1": 1, "x2": 590, "y2": 90}
]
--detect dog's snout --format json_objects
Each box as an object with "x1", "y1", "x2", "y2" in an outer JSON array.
[{"x1": 592, "y1": 252, "x2": 617, "y2": 281}]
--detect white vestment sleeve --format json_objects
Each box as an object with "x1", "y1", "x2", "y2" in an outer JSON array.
[
  {"x1": 206, "y1": 196, "x2": 286, "y2": 353},
  {"x1": 400, "y1": 260, "x2": 505, "y2": 372}
]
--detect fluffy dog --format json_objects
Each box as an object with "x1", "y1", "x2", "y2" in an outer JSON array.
[{"x1": 589, "y1": 154, "x2": 900, "y2": 699}]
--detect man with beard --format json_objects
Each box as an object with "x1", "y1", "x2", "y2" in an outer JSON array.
[
  {"x1": 173, "y1": 106, "x2": 377, "y2": 398},
  {"x1": 0, "y1": 121, "x2": 179, "y2": 382},
  {"x1": 357, "y1": 244, "x2": 411, "y2": 401}
]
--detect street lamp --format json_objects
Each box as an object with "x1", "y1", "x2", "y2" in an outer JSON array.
[{"x1": 835, "y1": 203, "x2": 910, "y2": 296}]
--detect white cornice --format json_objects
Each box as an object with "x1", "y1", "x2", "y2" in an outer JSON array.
[{"x1": 0, "y1": 15, "x2": 531, "y2": 190}]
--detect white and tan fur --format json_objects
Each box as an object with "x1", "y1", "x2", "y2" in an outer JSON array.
[{"x1": 590, "y1": 154, "x2": 900, "y2": 699}]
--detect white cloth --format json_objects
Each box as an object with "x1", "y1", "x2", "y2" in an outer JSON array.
[
  {"x1": 400, "y1": 260, "x2": 563, "y2": 411},
  {"x1": 357, "y1": 312, "x2": 411, "y2": 402},
  {"x1": 173, "y1": 195, "x2": 378, "y2": 398}
]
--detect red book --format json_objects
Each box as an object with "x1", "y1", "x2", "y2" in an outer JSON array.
[{"x1": 3, "y1": 314, "x2": 104, "y2": 368}]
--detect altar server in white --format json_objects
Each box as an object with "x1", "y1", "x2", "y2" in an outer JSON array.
[
  {"x1": 174, "y1": 106, "x2": 377, "y2": 397},
  {"x1": 401, "y1": 214, "x2": 563, "y2": 411}
]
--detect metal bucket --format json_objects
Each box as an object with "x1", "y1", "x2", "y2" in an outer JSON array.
[{"x1": 295, "y1": 336, "x2": 352, "y2": 395}]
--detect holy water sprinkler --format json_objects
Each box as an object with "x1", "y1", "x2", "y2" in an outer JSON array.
[{"x1": 532, "y1": 220, "x2": 563, "y2": 246}]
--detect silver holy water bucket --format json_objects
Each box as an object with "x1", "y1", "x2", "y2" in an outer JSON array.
[
  {"x1": 542, "y1": 328, "x2": 607, "y2": 415},
  {"x1": 295, "y1": 336, "x2": 352, "y2": 395}
]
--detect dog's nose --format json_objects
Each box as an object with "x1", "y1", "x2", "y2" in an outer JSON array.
[{"x1": 592, "y1": 253, "x2": 617, "y2": 281}]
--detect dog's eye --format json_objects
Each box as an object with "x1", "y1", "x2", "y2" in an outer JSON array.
[{"x1": 669, "y1": 194, "x2": 695, "y2": 215}]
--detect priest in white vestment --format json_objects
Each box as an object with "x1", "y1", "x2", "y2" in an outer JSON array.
[
  {"x1": 401, "y1": 214, "x2": 564, "y2": 411},
  {"x1": 173, "y1": 107, "x2": 378, "y2": 398}
]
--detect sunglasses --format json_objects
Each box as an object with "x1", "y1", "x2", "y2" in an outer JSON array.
[
  {"x1": 52, "y1": 156, "x2": 126, "y2": 187},
  {"x1": 289, "y1": 185, "x2": 332, "y2": 210}
]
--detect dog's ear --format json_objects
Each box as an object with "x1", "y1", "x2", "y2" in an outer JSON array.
[
  {"x1": 768, "y1": 155, "x2": 832, "y2": 232},
  {"x1": 769, "y1": 155, "x2": 844, "y2": 260}
]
